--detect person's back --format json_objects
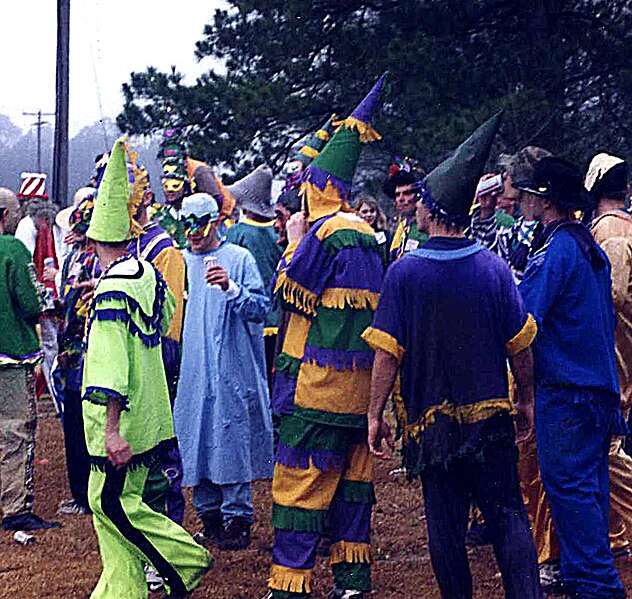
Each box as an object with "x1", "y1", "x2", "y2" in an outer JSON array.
[
  {"x1": 521, "y1": 224, "x2": 619, "y2": 396},
  {"x1": 592, "y1": 210, "x2": 632, "y2": 407},
  {"x1": 0, "y1": 236, "x2": 42, "y2": 362},
  {"x1": 368, "y1": 237, "x2": 532, "y2": 472},
  {"x1": 394, "y1": 239, "x2": 521, "y2": 414}
]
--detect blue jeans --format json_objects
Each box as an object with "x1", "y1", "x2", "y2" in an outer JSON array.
[
  {"x1": 536, "y1": 387, "x2": 625, "y2": 598},
  {"x1": 193, "y1": 479, "x2": 253, "y2": 524}
]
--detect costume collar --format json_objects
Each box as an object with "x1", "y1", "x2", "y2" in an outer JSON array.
[
  {"x1": 240, "y1": 217, "x2": 274, "y2": 228},
  {"x1": 409, "y1": 237, "x2": 482, "y2": 261}
]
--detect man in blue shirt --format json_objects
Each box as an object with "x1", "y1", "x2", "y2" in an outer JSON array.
[{"x1": 518, "y1": 156, "x2": 626, "y2": 599}]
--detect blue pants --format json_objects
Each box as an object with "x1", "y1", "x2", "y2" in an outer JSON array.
[
  {"x1": 536, "y1": 387, "x2": 625, "y2": 599},
  {"x1": 193, "y1": 479, "x2": 253, "y2": 524},
  {"x1": 421, "y1": 437, "x2": 541, "y2": 599}
]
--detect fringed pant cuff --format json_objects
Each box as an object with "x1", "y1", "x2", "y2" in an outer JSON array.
[
  {"x1": 269, "y1": 564, "x2": 312, "y2": 594},
  {"x1": 330, "y1": 541, "x2": 372, "y2": 565}
]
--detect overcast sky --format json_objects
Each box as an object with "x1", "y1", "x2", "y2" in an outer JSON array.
[{"x1": 1, "y1": 0, "x2": 225, "y2": 136}]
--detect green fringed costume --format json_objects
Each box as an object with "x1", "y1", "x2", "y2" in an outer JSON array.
[{"x1": 82, "y1": 138, "x2": 211, "y2": 599}]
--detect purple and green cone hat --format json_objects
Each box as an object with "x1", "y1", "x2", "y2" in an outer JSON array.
[
  {"x1": 301, "y1": 72, "x2": 387, "y2": 220},
  {"x1": 418, "y1": 111, "x2": 503, "y2": 228}
]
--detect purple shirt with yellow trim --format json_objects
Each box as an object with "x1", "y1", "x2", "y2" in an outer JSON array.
[{"x1": 364, "y1": 237, "x2": 535, "y2": 470}]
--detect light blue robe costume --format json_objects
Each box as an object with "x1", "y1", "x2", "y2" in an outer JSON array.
[{"x1": 174, "y1": 241, "x2": 274, "y2": 487}]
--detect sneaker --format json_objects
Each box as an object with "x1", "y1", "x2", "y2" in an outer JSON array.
[
  {"x1": 58, "y1": 499, "x2": 91, "y2": 516},
  {"x1": 144, "y1": 564, "x2": 165, "y2": 592},
  {"x1": 539, "y1": 560, "x2": 563, "y2": 595},
  {"x1": 218, "y1": 516, "x2": 251, "y2": 551},
  {"x1": 326, "y1": 589, "x2": 364, "y2": 599},
  {"x1": 2, "y1": 513, "x2": 62, "y2": 531}
]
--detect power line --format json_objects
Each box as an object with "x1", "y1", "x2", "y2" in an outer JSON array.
[{"x1": 83, "y1": 0, "x2": 109, "y2": 149}]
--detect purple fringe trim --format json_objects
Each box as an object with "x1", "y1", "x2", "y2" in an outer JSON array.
[
  {"x1": 416, "y1": 179, "x2": 471, "y2": 229},
  {"x1": 303, "y1": 165, "x2": 352, "y2": 198},
  {"x1": 92, "y1": 309, "x2": 161, "y2": 348},
  {"x1": 275, "y1": 443, "x2": 346, "y2": 472},
  {"x1": 302, "y1": 344, "x2": 373, "y2": 372},
  {"x1": 86, "y1": 263, "x2": 168, "y2": 349}
]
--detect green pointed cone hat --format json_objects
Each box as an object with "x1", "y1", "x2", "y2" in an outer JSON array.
[
  {"x1": 294, "y1": 114, "x2": 337, "y2": 166},
  {"x1": 420, "y1": 111, "x2": 503, "y2": 227},
  {"x1": 301, "y1": 73, "x2": 386, "y2": 220},
  {"x1": 86, "y1": 137, "x2": 132, "y2": 242}
]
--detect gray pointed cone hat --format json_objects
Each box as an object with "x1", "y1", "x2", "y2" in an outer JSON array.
[
  {"x1": 227, "y1": 164, "x2": 274, "y2": 218},
  {"x1": 420, "y1": 111, "x2": 503, "y2": 226}
]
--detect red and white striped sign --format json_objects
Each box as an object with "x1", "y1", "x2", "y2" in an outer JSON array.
[{"x1": 18, "y1": 172, "x2": 47, "y2": 198}]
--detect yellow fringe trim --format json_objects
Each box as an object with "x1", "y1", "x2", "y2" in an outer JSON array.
[
  {"x1": 268, "y1": 564, "x2": 312, "y2": 593},
  {"x1": 300, "y1": 180, "x2": 345, "y2": 222},
  {"x1": 392, "y1": 373, "x2": 407, "y2": 430},
  {"x1": 506, "y1": 313, "x2": 537, "y2": 357},
  {"x1": 334, "y1": 116, "x2": 382, "y2": 143},
  {"x1": 299, "y1": 145, "x2": 319, "y2": 159},
  {"x1": 275, "y1": 271, "x2": 319, "y2": 316},
  {"x1": 361, "y1": 326, "x2": 404, "y2": 360},
  {"x1": 315, "y1": 212, "x2": 376, "y2": 241},
  {"x1": 406, "y1": 398, "x2": 516, "y2": 440},
  {"x1": 316, "y1": 129, "x2": 331, "y2": 141},
  {"x1": 330, "y1": 541, "x2": 372, "y2": 565},
  {"x1": 321, "y1": 287, "x2": 380, "y2": 311},
  {"x1": 264, "y1": 326, "x2": 279, "y2": 337}
]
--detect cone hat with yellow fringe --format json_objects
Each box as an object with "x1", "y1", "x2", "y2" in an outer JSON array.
[
  {"x1": 301, "y1": 73, "x2": 387, "y2": 221},
  {"x1": 87, "y1": 137, "x2": 142, "y2": 242}
]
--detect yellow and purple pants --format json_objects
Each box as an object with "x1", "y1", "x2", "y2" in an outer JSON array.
[{"x1": 269, "y1": 415, "x2": 374, "y2": 599}]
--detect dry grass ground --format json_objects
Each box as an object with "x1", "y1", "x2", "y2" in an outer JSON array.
[{"x1": 1, "y1": 409, "x2": 630, "y2": 598}]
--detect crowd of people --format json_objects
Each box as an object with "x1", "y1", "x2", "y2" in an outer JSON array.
[{"x1": 1, "y1": 72, "x2": 632, "y2": 599}]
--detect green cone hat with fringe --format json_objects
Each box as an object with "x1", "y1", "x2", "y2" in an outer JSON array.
[
  {"x1": 418, "y1": 111, "x2": 503, "y2": 228},
  {"x1": 86, "y1": 137, "x2": 135, "y2": 242},
  {"x1": 301, "y1": 73, "x2": 386, "y2": 220}
]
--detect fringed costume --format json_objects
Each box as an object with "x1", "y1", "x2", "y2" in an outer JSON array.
[
  {"x1": 82, "y1": 139, "x2": 210, "y2": 599},
  {"x1": 268, "y1": 74, "x2": 387, "y2": 599}
]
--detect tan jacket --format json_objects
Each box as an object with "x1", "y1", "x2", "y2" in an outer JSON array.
[{"x1": 592, "y1": 210, "x2": 632, "y2": 411}]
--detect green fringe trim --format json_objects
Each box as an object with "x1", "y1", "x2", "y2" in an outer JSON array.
[
  {"x1": 321, "y1": 229, "x2": 378, "y2": 256},
  {"x1": 272, "y1": 503, "x2": 328, "y2": 532},
  {"x1": 334, "y1": 480, "x2": 376, "y2": 505},
  {"x1": 332, "y1": 562, "x2": 372, "y2": 593},
  {"x1": 275, "y1": 352, "x2": 302, "y2": 380},
  {"x1": 307, "y1": 306, "x2": 374, "y2": 352},
  {"x1": 279, "y1": 414, "x2": 350, "y2": 453},
  {"x1": 293, "y1": 406, "x2": 367, "y2": 430}
]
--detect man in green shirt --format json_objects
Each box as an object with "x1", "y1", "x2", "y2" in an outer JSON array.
[
  {"x1": 0, "y1": 189, "x2": 61, "y2": 531},
  {"x1": 83, "y1": 138, "x2": 211, "y2": 598}
]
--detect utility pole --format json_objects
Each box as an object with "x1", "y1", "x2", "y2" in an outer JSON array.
[
  {"x1": 52, "y1": 0, "x2": 70, "y2": 206},
  {"x1": 22, "y1": 110, "x2": 54, "y2": 172}
]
